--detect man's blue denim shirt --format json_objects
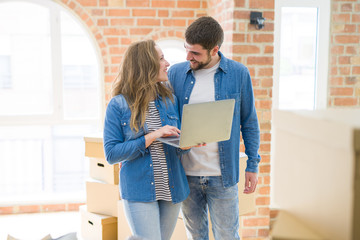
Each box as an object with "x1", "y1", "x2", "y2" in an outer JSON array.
[
  {"x1": 168, "y1": 51, "x2": 261, "y2": 188},
  {"x1": 103, "y1": 94, "x2": 190, "y2": 203}
]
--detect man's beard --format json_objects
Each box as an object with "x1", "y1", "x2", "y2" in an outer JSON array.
[{"x1": 190, "y1": 52, "x2": 212, "y2": 70}]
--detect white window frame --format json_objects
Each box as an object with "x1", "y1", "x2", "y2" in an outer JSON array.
[
  {"x1": 0, "y1": 0, "x2": 104, "y2": 126},
  {"x1": 273, "y1": 0, "x2": 330, "y2": 110},
  {"x1": 0, "y1": 0, "x2": 103, "y2": 204}
]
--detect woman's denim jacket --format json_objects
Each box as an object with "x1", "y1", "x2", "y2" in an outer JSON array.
[
  {"x1": 103, "y1": 94, "x2": 190, "y2": 203},
  {"x1": 168, "y1": 51, "x2": 261, "y2": 188}
]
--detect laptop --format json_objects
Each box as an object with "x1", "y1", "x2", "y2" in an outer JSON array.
[{"x1": 157, "y1": 99, "x2": 235, "y2": 148}]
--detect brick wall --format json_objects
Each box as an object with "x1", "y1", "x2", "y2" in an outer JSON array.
[
  {"x1": 231, "y1": 1, "x2": 273, "y2": 238},
  {"x1": 0, "y1": 203, "x2": 85, "y2": 215},
  {"x1": 329, "y1": 0, "x2": 360, "y2": 107}
]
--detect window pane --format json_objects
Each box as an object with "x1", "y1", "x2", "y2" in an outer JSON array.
[
  {"x1": 0, "y1": 55, "x2": 11, "y2": 88},
  {"x1": 0, "y1": 2, "x2": 52, "y2": 115},
  {"x1": 0, "y1": 126, "x2": 48, "y2": 196},
  {"x1": 52, "y1": 125, "x2": 93, "y2": 193},
  {"x1": 61, "y1": 11, "x2": 100, "y2": 120},
  {"x1": 157, "y1": 40, "x2": 186, "y2": 67},
  {"x1": 0, "y1": 125, "x2": 95, "y2": 196},
  {"x1": 279, "y1": 7, "x2": 318, "y2": 110}
]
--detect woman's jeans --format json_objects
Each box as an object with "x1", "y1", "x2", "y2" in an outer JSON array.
[
  {"x1": 122, "y1": 199, "x2": 181, "y2": 240},
  {"x1": 181, "y1": 176, "x2": 240, "y2": 240}
]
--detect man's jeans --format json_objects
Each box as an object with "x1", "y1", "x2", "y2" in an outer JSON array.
[
  {"x1": 122, "y1": 199, "x2": 181, "y2": 240},
  {"x1": 181, "y1": 176, "x2": 240, "y2": 240}
]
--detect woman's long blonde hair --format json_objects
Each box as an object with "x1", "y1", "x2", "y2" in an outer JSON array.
[{"x1": 111, "y1": 39, "x2": 173, "y2": 132}]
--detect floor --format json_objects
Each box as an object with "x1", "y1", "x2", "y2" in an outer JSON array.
[{"x1": 0, "y1": 211, "x2": 81, "y2": 240}]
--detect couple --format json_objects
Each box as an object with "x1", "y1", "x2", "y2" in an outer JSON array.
[{"x1": 103, "y1": 16, "x2": 261, "y2": 240}]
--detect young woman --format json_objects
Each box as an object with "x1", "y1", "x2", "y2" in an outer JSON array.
[{"x1": 103, "y1": 40, "x2": 189, "y2": 240}]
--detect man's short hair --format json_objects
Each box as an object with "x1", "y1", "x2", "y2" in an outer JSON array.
[{"x1": 185, "y1": 16, "x2": 224, "y2": 51}]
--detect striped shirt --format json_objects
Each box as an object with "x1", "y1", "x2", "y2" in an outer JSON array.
[{"x1": 145, "y1": 101, "x2": 172, "y2": 201}]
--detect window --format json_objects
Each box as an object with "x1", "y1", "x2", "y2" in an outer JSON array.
[
  {"x1": 0, "y1": 0, "x2": 101, "y2": 202},
  {"x1": 157, "y1": 39, "x2": 187, "y2": 67},
  {"x1": 273, "y1": 0, "x2": 330, "y2": 110}
]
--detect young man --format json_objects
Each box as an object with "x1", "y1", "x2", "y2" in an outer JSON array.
[{"x1": 168, "y1": 16, "x2": 261, "y2": 239}]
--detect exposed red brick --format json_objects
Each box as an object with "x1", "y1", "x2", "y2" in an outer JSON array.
[
  {"x1": 353, "y1": 66, "x2": 360, "y2": 74},
  {"x1": 334, "y1": 97, "x2": 358, "y2": 106},
  {"x1": 264, "y1": 46, "x2": 273, "y2": 54},
  {"x1": 334, "y1": 35, "x2": 360, "y2": 44},
  {"x1": 241, "y1": 229, "x2": 257, "y2": 237},
  {"x1": 42, "y1": 204, "x2": 66, "y2": 212},
  {"x1": 258, "y1": 228, "x2": 270, "y2": 237},
  {"x1": 233, "y1": 45, "x2": 260, "y2": 54},
  {"x1": 253, "y1": 34, "x2": 274, "y2": 43},
  {"x1": 258, "y1": 186, "x2": 270, "y2": 195},
  {"x1": 108, "y1": 9, "x2": 130, "y2": 16},
  {"x1": 234, "y1": 0, "x2": 245, "y2": 7},
  {"x1": 0, "y1": 207, "x2": 13, "y2": 214},
  {"x1": 177, "y1": 1, "x2": 201, "y2": 8},
  {"x1": 158, "y1": 10, "x2": 169, "y2": 17},
  {"x1": 126, "y1": 0, "x2": 149, "y2": 7},
  {"x1": 97, "y1": 19, "x2": 108, "y2": 26},
  {"x1": 352, "y1": 14, "x2": 360, "y2": 23},
  {"x1": 172, "y1": 10, "x2": 195, "y2": 18},
  {"x1": 110, "y1": 18, "x2": 135, "y2": 26},
  {"x1": 247, "y1": 57, "x2": 273, "y2": 65},
  {"x1": 259, "y1": 164, "x2": 270, "y2": 173},
  {"x1": 77, "y1": 0, "x2": 97, "y2": 6},
  {"x1": 132, "y1": 9, "x2": 156, "y2": 17},
  {"x1": 341, "y1": 3, "x2": 353, "y2": 11},
  {"x1": 256, "y1": 197, "x2": 271, "y2": 205},
  {"x1": 332, "y1": 13, "x2": 351, "y2": 22},
  {"x1": 243, "y1": 217, "x2": 270, "y2": 227},
  {"x1": 339, "y1": 56, "x2": 351, "y2": 64},
  {"x1": 68, "y1": 203, "x2": 85, "y2": 211},
  {"x1": 19, "y1": 205, "x2": 40, "y2": 214},
  {"x1": 331, "y1": 45, "x2": 344, "y2": 54},
  {"x1": 249, "y1": 0, "x2": 274, "y2": 9},
  {"x1": 137, "y1": 18, "x2": 161, "y2": 26},
  {"x1": 129, "y1": 28, "x2": 153, "y2": 35},
  {"x1": 152, "y1": 0, "x2": 176, "y2": 8},
  {"x1": 163, "y1": 19, "x2": 187, "y2": 27}
]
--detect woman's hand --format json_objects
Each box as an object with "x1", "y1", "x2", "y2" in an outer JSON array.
[
  {"x1": 155, "y1": 125, "x2": 181, "y2": 138},
  {"x1": 145, "y1": 125, "x2": 180, "y2": 148}
]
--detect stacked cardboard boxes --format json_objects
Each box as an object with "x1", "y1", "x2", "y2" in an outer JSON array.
[
  {"x1": 82, "y1": 135, "x2": 131, "y2": 240},
  {"x1": 82, "y1": 135, "x2": 255, "y2": 239}
]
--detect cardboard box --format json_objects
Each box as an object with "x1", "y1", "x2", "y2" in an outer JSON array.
[
  {"x1": 270, "y1": 210, "x2": 324, "y2": 240},
  {"x1": 172, "y1": 217, "x2": 188, "y2": 240},
  {"x1": 117, "y1": 200, "x2": 132, "y2": 240},
  {"x1": 272, "y1": 110, "x2": 360, "y2": 240},
  {"x1": 238, "y1": 153, "x2": 256, "y2": 216},
  {"x1": 84, "y1": 135, "x2": 105, "y2": 159},
  {"x1": 80, "y1": 205, "x2": 117, "y2": 240},
  {"x1": 86, "y1": 180, "x2": 120, "y2": 217},
  {"x1": 89, "y1": 158, "x2": 119, "y2": 185}
]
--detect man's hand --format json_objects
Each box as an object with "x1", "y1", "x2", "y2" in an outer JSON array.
[
  {"x1": 180, "y1": 143, "x2": 206, "y2": 150},
  {"x1": 243, "y1": 171, "x2": 258, "y2": 194}
]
